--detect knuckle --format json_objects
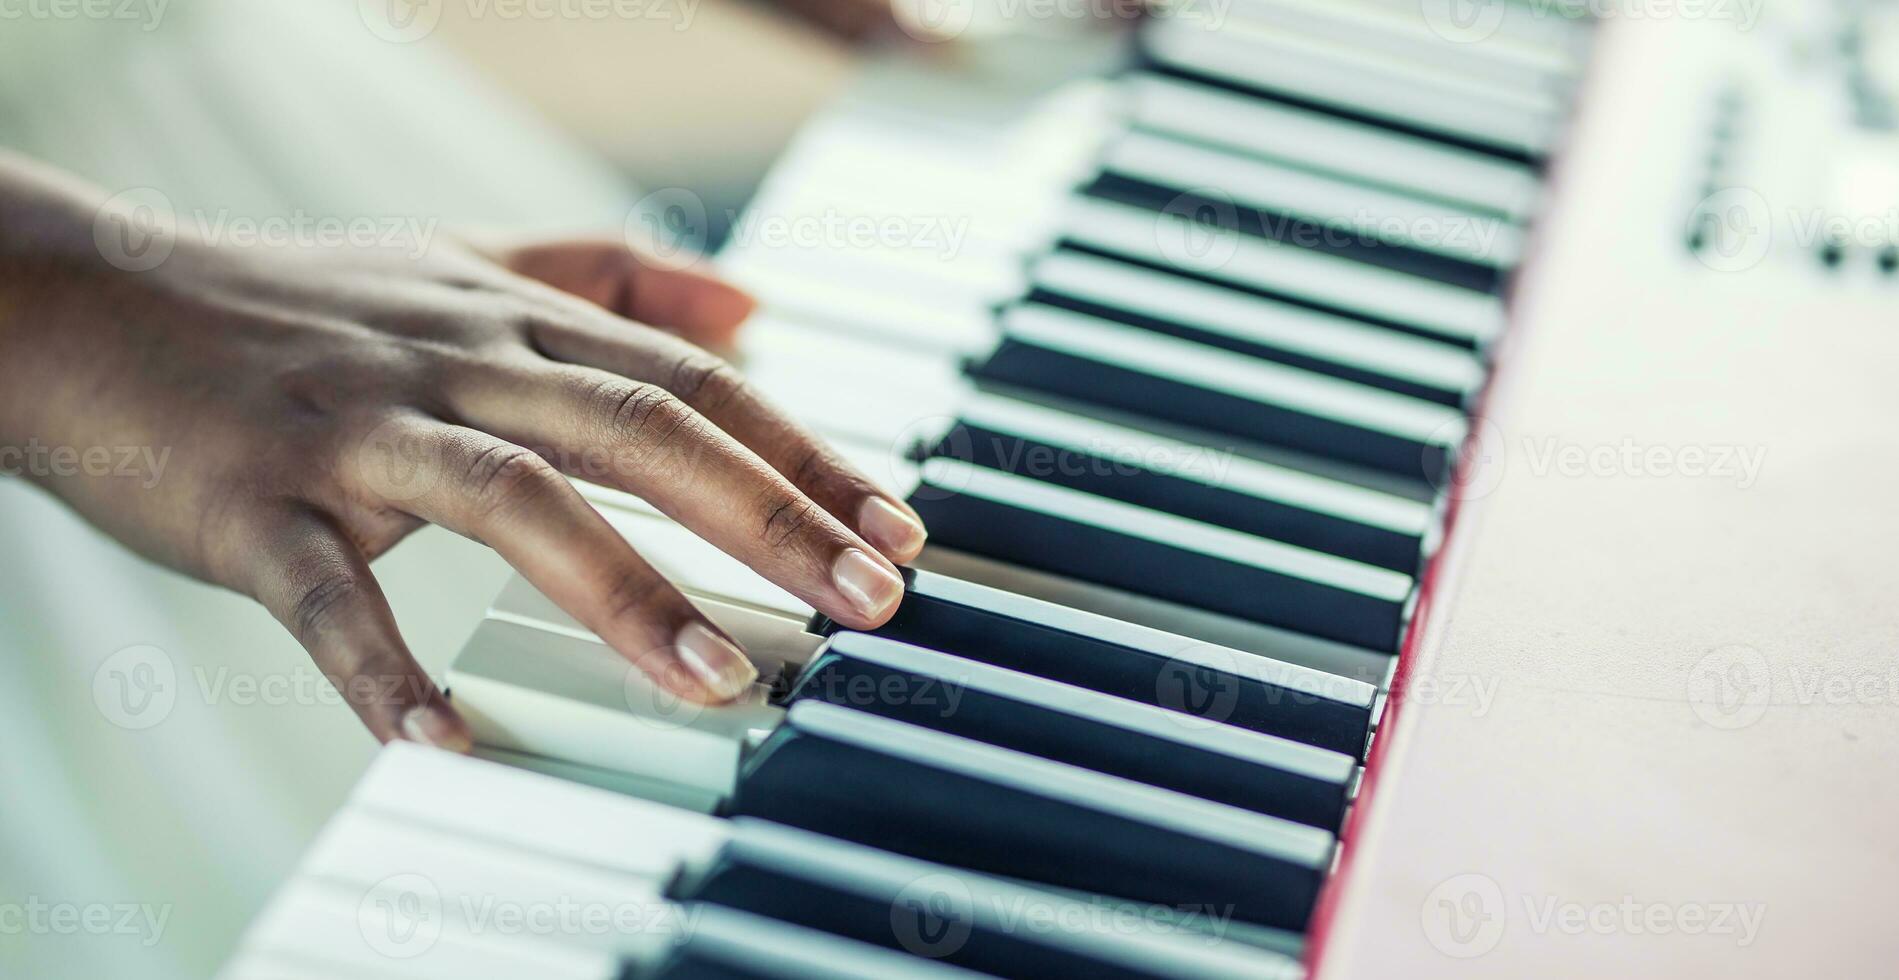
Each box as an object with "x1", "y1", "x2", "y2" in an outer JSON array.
[
  {"x1": 461, "y1": 443, "x2": 559, "y2": 520},
  {"x1": 593, "y1": 377, "x2": 707, "y2": 473},
  {"x1": 789, "y1": 445, "x2": 829, "y2": 489},
  {"x1": 665, "y1": 352, "x2": 744, "y2": 410},
  {"x1": 288, "y1": 569, "x2": 361, "y2": 644},
  {"x1": 760, "y1": 496, "x2": 822, "y2": 549},
  {"x1": 594, "y1": 377, "x2": 678, "y2": 434},
  {"x1": 598, "y1": 566, "x2": 670, "y2": 626}
]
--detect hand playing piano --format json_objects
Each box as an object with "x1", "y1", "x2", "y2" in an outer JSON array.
[{"x1": 0, "y1": 156, "x2": 927, "y2": 751}]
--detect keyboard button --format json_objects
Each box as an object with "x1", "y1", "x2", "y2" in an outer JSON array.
[
  {"x1": 1027, "y1": 249, "x2": 1486, "y2": 405},
  {"x1": 811, "y1": 567, "x2": 1379, "y2": 755},
  {"x1": 1060, "y1": 196, "x2": 1505, "y2": 350},
  {"x1": 924, "y1": 395, "x2": 1434, "y2": 572},
  {"x1": 905, "y1": 458, "x2": 1415, "y2": 652},
  {"x1": 1140, "y1": 12, "x2": 1557, "y2": 163},
  {"x1": 1126, "y1": 71, "x2": 1541, "y2": 220},
  {"x1": 674, "y1": 820, "x2": 1305, "y2": 980},
  {"x1": 1100, "y1": 130, "x2": 1523, "y2": 273},
  {"x1": 972, "y1": 304, "x2": 1466, "y2": 483},
  {"x1": 730, "y1": 701, "x2": 1337, "y2": 933},
  {"x1": 784, "y1": 632, "x2": 1357, "y2": 828},
  {"x1": 646, "y1": 907, "x2": 984, "y2": 980}
]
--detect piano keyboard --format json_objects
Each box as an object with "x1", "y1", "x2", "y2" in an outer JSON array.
[{"x1": 229, "y1": 4, "x2": 1597, "y2": 977}]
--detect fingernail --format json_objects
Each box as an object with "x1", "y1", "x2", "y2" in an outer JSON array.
[
  {"x1": 674, "y1": 622, "x2": 759, "y2": 701},
  {"x1": 400, "y1": 703, "x2": 473, "y2": 754},
  {"x1": 858, "y1": 497, "x2": 927, "y2": 556},
  {"x1": 832, "y1": 548, "x2": 905, "y2": 622}
]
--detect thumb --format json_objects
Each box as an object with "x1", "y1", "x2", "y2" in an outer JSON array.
[{"x1": 497, "y1": 238, "x2": 757, "y2": 352}]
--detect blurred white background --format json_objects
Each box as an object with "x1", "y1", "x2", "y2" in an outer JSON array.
[{"x1": 0, "y1": 0, "x2": 855, "y2": 975}]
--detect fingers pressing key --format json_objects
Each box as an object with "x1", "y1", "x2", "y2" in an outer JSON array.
[
  {"x1": 528, "y1": 321, "x2": 929, "y2": 563},
  {"x1": 441, "y1": 365, "x2": 910, "y2": 632},
  {"x1": 245, "y1": 507, "x2": 473, "y2": 748},
  {"x1": 343, "y1": 415, "x2": 762, "y2": 703}
]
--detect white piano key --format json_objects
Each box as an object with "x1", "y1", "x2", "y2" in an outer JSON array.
[
  {"x1": 1347, "y1": 0, "x2": 1595, "y2": 53},
  {"x1": 218, "y1": 950, "x2": 407, "y2": 980},
  {"x1": 1220, "y1": 0, "x2": 1580, "y2": 92},
  {"x1": 727, "y1": 265, "x2": 1000, "y2": 354},
  {"x1": 300, "y1": 809, "x2": 679, "y2": 961},
  {"x1": 244, "y1": 877, "x2": 616, "y2": 980},
  {"x1": 1144, "y1": 11, "x2": 1560, "y2": 158},
  {"x1": 1061, "y1": 195, "x2": 1505, "y2": 347},
  {"x1": 1126, "y1": 72, "x2": 1541, "y2": 219},
  {"x1": 348, "y1": 744, "x2": 733, "y2": 881},
  {"x1": 1102, "y1": 130, "x2": 1525, "y2": 268},
  {"x1": 447, "y1": 619, "x2": 784, "y2": 802}
]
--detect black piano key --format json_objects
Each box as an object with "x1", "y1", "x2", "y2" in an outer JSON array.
[
  {"x1": 1057, "y1": 196, "x2": 1505, "y2": 352},
  {"x1": 903, "y1": 458, "x2": 1413, "y2": 652},
  {"x1": 969, "y1": 304, "x2": 1465, "y2": 484},
  {"x1": 1082, "y1": 175, "x2": 1504, "y2": 295},
  {"x1": 1093, "y1": 130, "x2": 1520, "y2": 291},
  {"x1": 642, "y1": 906, "x2": 978, "y2": 980},
  {"x1": 671, "y1": 820, "x2": 1302, "y2": 980},
  {"x1": 1026, "y1": 250, "x2": 1485, "y2": 406},
  {"x1": 783, "y1": 632, "x2": 1356, "y2": 829},
  {"x1": 809, "y1": 567, "x2": 1378, "y2": 758},
  {"x1": 727, "y1": 700, "x2": 1336, "y2": 933},
  {"x1": 924, "y1": 396, "x2": 1433, "y2": 573}
]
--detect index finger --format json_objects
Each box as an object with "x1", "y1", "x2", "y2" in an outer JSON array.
[{"x1": 530, "y1": 321, "x2": 929, "y2": 563}]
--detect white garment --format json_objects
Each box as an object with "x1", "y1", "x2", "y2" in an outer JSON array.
[{"x1": 0, "y1": 2, "x2": 637, "y2": 976}]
